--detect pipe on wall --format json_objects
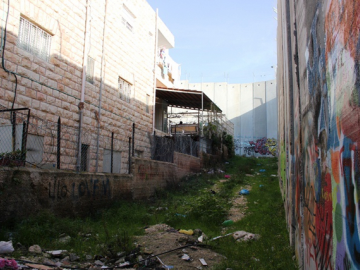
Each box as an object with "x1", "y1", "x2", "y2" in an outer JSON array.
[{"x1": 76, "y1": 0, "x2": 91, "y2": 172}]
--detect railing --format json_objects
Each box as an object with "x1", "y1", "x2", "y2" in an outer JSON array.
[
  {"x1": 0, "y1": 108, "x2": 142, "y2": 174},
  {"x1": 0, "y1": 108, "x2": 30, "y2": 167},
  {"x1": 151, "y1": 134, "x2": 199, "y2": 163}
]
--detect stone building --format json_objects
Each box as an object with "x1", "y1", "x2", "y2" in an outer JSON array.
[{"x1": 0, "y1": 0, "x2": 179, "y2": 173}]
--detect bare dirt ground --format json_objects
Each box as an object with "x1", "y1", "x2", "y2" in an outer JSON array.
[
  {"x1": 134, "y1": 224, "x2": 225, "y2": 269},
  {"x1": 131, "y1": 180, "x2": 252, "y2": 269}
]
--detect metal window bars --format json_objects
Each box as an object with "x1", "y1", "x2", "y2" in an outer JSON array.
[{"x1": 18, "y1": 17, "x2": 52, "y2": 62}]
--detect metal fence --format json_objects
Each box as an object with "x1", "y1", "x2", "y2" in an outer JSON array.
[
  {"x1": 0, "y1": 108, "x2": 135, "y2": 174},
  {"x1": 151, "y1": 134, "x2": 199, "y2": 163},
  {"x1": 0, "y1": 108, "x2": 30, "y2": 167}
]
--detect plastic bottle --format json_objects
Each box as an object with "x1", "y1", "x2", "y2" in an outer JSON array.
[{"x1": 222, "y1": 220, "x2": 234, "y2": 226}]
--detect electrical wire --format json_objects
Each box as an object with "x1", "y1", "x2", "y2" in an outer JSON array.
[{"x1": 1, "y1": 0, "x2": 18, "y2": 110}]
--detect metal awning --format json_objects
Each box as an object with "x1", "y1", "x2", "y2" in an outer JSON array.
[{"x1": 156, "y1": 87, "x2": 222, "y2": 112}]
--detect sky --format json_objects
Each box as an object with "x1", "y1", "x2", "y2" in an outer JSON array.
[{"x1": 147, "y1": 0, "x2": 278, "y2": 84}]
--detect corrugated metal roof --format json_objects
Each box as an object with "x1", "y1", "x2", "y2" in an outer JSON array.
[{"x1": 156, "y1": 87, "x2": 222, "y2": 112}]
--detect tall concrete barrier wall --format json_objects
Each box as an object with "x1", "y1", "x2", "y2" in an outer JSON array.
[
  {"x1": 179, "y1": 80, "x2": 278, "y2": 157},
  {"x1": 277, "y1": 0, "x2": 360, "y2": 269}
]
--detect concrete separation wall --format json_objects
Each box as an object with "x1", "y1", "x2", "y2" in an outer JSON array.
[
  {"x1": 0, "y1": 154, "x2": 200, "y2": 223},
  {"x1": 277, "y1": 0, "x2": 360, "y2": 269}
]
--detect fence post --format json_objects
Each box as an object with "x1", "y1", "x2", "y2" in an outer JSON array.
[
  {"x1": 111, "y1": 132, "x2": 114, "y2": 173},
  {"x1": 57, "y1": 117, "x2": 61, "y2": 169},
  {"x1": 11, "y1": 112, "x2": 16, "y2": 152},
  {"x1": 21, "y1": 121, "x2": 27, "y2": 164},
  {"x1": 128, "y1": 137, "x2": 131, "y2": 174},
  {"x1": 132, "y1": 123, "x2": 135, "y2": 157}
]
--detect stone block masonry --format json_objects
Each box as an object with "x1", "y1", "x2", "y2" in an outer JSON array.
[
  {"x1": 0, "y1": 155, "x2": 201, "y2": 223},
  {"x1": 0, "y1": 0, "x2": 158, "y2": 173}
]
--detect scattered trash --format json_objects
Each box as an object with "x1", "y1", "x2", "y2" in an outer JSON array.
[
  {"x1": 0, "y1": 241, "x2": 14, "y2": 254},
  {"x1": 198, "y1": 235, "x2": 204, "y2": 243},
  {"x1": 210, "y1": 232, "x2": 233, "y2": 241},
  {"x1": 119, "y1": 261, "x2": 131, "y2": 267},
  {"x1": 252, "y1": 257, "x2": 260, "y2": 262},
  {"x1": 222, "y1": 220, "x2": 234, "y2": 226},
  {"x1": 207, "y1": 170, "x2": 214, "y2": 174},
  {"x1": 259, "y1": 185, "x2": 264, "y2": 188},
  {"x1": 210, "y1": 189, "x2": 216, "y2": 194},
  {"x1": 25, "y1": 263, "x2": 53, "y2": 270},
  {"x1": 199, "y1": 258, "x2": 208, "y2": 266},
  {"x1": 257, "y1": 164, "x2": 261, "y2": 166},
  {"x1": 245, "y1": 174, "x2": 254, "y2": 177},
  {"x1": 28, "y1": 244, "x2": 42, "y2": 254},
  {"x1": 239, "y1": 189, "x2": 250, "y2": 195},
  {"x1": 233, "y1": 231, "x2": 260, "y2": 242},
  {"x1": 259, "y1": 169, "x2": 266, "y2": 172},
  {"x1": 156, "y1": 207, "x2": 168, "y2": 211},
  {"x1": 217, "y1": 169, "x2": 225, "y2": 173},
  {"x1": 175, "y1": 213, "x2": 186, "y2": 218},
  {"x1": 271, "y1": 174, "x2": 277, "y2": 177},
  {"x1": 47, "y1": 250, "x2": 67, "y2": 257},
  {"x1": 225, "y1": 162, "x2": 229, "y2": 164},
  {"x1": 224, "y1": 175, "x2": 231, "y2": 178},
  {"x1": 156, "y1": 256, "x2": 173, "y2": 269},
  {"x1": 181, "y1": 254, "x2": 190, "y2": 261},
  {"x1": 0, "y1": 258, "x2": 18, "y2": 269},
  {"x1": 179, "y1": 229, "x2": 194, "y2": 235}
]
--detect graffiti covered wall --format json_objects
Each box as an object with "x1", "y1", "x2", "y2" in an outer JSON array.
[{"x1": 277, "y1": 0, "x2": 360, "y2": 269}]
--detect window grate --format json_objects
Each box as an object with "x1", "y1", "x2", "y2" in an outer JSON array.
[
  {"x1": 118, "y1": 77, "x2": 131, "y2": 103},
  {"x1": 18, "y1": 17, "x2": 52, "y2": 61}
]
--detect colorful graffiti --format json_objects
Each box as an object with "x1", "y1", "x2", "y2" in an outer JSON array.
[
  {"x1": 278, "y1": 0, "x2": 360, "y2": 269},
  {"x1": 248, "y1": 137, "x2": 278, "y2": 156}
]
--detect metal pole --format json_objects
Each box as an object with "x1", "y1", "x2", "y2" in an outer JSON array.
[
  {"x1": 152, "y1": 9, "x2": 159, "y2": 134},
  {"x1": 96, "y1": 0, "x2": 108, "y2": 172},
  {"x1": 76, "y1": 0, "x2": 91, "y2": 172},
  {"x1": 57, "y1": 117, "x2": 61, "y2": 169},
  {"x1": 21, "y1": 121, "x2": 26, "y2": 163},
  {"x1": 132, "y1": 123, "x2": 135, "y2": 157},
  {"x1": 11, "y1": 111, "x2": 16, "y2": 152},
  {"x1": 128, "y1": 137, "x2": 131, "y2": 174},
  {"x1": 111, "y1": 132, "x2": 114, "y2": 173}
]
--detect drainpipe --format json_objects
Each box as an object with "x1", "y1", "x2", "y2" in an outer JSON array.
[
  {"x1": 95, "y1": 0, "x2": 108, "y2": 172},
  {"x1": 152, "y1": 9, "x2": 158, "y2": 134},
  {"x1": 76, "y1": 0, "x2": 91, "y2": 172}
]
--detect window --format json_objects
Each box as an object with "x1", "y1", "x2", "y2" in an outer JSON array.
[
  {"x1": 118, "y1": 77, "x2": 131, "y2": 103},
  {"x1": 86, "y1": 56, "x2": 95, "y2": 84},
  {"x1": 122, "y1": 5, "x2": 135, "y2": 31},
  {"x1": 18, "y1": 17, "x2": 52, "y2": 61}
]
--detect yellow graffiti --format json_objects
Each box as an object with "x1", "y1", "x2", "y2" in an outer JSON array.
[{"x1": 265, "y1": 138, "x2": 277, "y2": 156}]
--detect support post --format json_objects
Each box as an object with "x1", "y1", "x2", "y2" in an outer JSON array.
[
  {"x1": 57, "y1": 117, "x2": 61, "y2": 169},
  {"x1": 111, "y1": 132, "x2": 114, "y2": 173}
]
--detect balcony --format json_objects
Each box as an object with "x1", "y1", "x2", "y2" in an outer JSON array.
[{"x1": 156, "y1": 52, "x2": 181, "y2": 88}]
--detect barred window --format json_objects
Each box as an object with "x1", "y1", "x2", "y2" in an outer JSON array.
[
  {"x1": 118, "y1": 77, "x2": 131, "y2": 103},
  {"x1": 18, "y1": 17, "x2": 52, "y2": 61},
  {"x1": 122, "y1": 5, "x2": 135, "y2": 32},
  {"x1": 86, "y1": 56, "x2": 95, "y2": 84}
]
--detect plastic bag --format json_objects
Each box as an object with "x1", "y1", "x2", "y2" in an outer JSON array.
[{"x1": 0, "y1": 241, "x2": 14, "y2": 254}]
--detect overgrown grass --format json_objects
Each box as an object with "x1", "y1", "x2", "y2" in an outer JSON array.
[{"x1": 0, "y1": 156, "x2": 296, "y2": 269}]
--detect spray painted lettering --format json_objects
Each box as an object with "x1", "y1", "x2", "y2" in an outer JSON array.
[{"x1": 49, "y1": 178, "x2": 111, "y2": 199}]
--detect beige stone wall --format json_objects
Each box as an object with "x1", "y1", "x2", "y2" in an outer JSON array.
[{"x1": 0, "y1": 0, "x2": 158, "y2": 173}]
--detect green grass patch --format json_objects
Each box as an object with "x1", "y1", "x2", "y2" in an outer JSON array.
[{"x1": 0, "y1": 156, "x2": 296, "y2": 269}]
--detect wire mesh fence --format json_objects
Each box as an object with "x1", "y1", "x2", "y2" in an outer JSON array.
[
  {"x1": 0, "y1": 108, "x2": 30, "y2": 167},
  {"x1": 0, "y1": 108, "x2": 132, "y2": 173},
  {"x1": 151, "y1": 134, "x2": 199, "y2": 163}
]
